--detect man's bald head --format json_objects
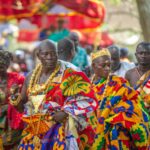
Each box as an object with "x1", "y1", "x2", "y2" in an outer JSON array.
[
  {"x1": 36, "y1": 39, "x2": 58, "y2": 70},
  {"x1": 108, "y1": 45, "x2": 120, "y2": 57},
  {"x1": 68, "y1": 32, "x2": 80, "y2": 51},
  {"x1": 69, "y1": 32, "x2": 79, "y2": 41},
  {"x1": 58, "y1": 38, "x2": 75, "y2": 61},
  {"x1": 37, "y1": 39, "x2": 57, "y2": 53}
]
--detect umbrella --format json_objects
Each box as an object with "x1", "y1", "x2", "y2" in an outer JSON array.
[
  {"x1": 31, "y1": 0, "x2": 105, "y2": 30},
  {"x1": 0, "y1": 0, "x2": 49, "y2": 20}
]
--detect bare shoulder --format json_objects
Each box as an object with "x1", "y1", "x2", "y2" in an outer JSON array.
[
  {"x1": 125, "y1": 67, "x2": 137, "y2": 81},
  {"x1": 126, "y1": 67, "x2": 137, "y2": 75}
]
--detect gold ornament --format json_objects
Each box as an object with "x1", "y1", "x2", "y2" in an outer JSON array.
[
  {"x1": 91, "y1": 48, "x2": 111, "y2": 62},
  {"x1": 27, "y1": 63, "x2": 60, "y2": 148},
  {"x1": 33, "y1": 136, "x2": 41, "y2": 150},
  {"x1": 9, "y1": 94, "x2": 21, "y2": 106},
  {"x1": 0, "y1": 136, "x2": 3, "y2": 150},
  {"x1": 30, "y1": 95, "x2": 45, "y2": 113},
  {"x1": 28, "y1": 63, "x2": 60, "y2": 95}
]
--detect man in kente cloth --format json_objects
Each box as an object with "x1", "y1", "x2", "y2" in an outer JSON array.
[
  {"x1": 91, "y1": 48, "x2": 150, "y2": 150},
  {"x1": 10, "y1": 40, "x2": 98, "y2": 150}
]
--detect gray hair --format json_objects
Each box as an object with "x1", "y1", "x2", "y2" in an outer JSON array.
[{"x1": 37, "y1": 39, "x2": 57, "y2": 53}]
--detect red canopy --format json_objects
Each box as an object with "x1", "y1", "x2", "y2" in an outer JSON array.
[
  {"x1": 0, "y1": 0, "x2": 105, "y2": 30},
  {"x1": 56, "y1": 0, "x2": 105, "y2": 20},
  {"x1": 71, "y1": 30, "x2": 114, "y2": 47},
  {"x1": 31, "y1": 0, "x2": 105, "y2": 30},
  {"x1": 13, "y1": 0, "x2": 111, "y2": 46},
  {"x1": 18, "y1": 29, "x2": 113, "y2": 47},
  {"x1": 0, "y1": 0, "x2": 46, "y2": 20}
]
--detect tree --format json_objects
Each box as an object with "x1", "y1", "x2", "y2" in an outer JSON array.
[
  {"x1": 104, "y1": 0, "x2": 141, "y2": 46},
  {"x1": 136, "y1": 0, "x2": 150, "y2": 42}
]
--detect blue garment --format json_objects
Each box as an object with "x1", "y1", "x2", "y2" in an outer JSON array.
[{"x1": 71, "y1": 46, "x2": 88, "y2": 71}]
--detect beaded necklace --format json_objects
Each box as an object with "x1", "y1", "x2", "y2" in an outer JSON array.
[
  {"x1": 28, "y1": 63, "x2": 60, "y2": 95},
  {"x1": 28, "y1": 63, "x2": 60, "y2": 148}
]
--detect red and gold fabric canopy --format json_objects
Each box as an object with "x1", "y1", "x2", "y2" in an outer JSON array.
[
  {"x1": 4, "y1": 0, "x2": 110, "y2": 46},
  {"x1": 56, "y1": 0, "x2": 105, "y2": 19},
  {"x1": 0, "y1": 0, "x2": 105, "y2": 30},
  {"x1": 31, "y1": 0, "x2": 105, "y2": 30},
  {"x1": 0, "y1": 0, "x2": 47, "y2": 20}
]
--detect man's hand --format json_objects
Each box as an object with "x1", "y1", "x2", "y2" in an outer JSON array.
[
  {"x1": 9, "y1": 84, "x2": 22, "y2": 100},
  {"x1": 52, "y1": 111, "x2": 68, "y2": 123},
  {"x1": 10, "y1": 84, "x2": 21, "y2": 95}
]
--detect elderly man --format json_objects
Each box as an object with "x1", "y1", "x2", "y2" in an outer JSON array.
[
  {"x1": 10, "y1": 39, "x2": 97, "y2": 150},
  {"x1": 91, "y1": 48, "x2": 150, "y2": 150}
]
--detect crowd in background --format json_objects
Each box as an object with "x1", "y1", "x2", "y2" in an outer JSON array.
[
  {"x1": 0, "y1": 19, "x2": 150, "y2": 150},
  {"x1": 0, "y1": 19, "x2": 136, "y2": 79}
]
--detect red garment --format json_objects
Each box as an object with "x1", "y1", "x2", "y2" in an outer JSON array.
[{"x1": 6, "y1": 72, "x2": 25, "y2": 129}]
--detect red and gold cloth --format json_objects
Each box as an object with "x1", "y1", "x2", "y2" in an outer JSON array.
[
  {"x1": 0, "y1": 0, "x2": 48, "y2": 20},
  {"x1": 0, "y1": 72, "x2": 24, "y2": 148},
  {"x1": 4, "y1": 72, "x2": 24, "y2": 129}
]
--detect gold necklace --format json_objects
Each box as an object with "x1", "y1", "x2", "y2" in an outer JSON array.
[
  {"x1": 28, "y1": 63, "x2": 60, "y2": 149},
  {"x1": 28, "y1": 63, "x2": 60, "y2": 95}
]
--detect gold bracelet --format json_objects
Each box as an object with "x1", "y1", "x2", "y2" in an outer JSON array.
[{"x1": 9, "y1": 95, "x2": 22, "y2": 106}]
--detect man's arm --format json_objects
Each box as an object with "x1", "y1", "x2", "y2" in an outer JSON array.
[{"x1": 125, "y1": 70, "x2": 130, "y2": 81}]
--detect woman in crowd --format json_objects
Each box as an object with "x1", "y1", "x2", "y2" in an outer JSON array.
[
  {"x1": 10, "y1": 40, "x2": 97, "y2": 150},
  {"x1": 91, "y1": 49, "x2": 149, "y2": 149},
  {"x1": 0, "y1": 50, "x2": 24, "y2": 150}
]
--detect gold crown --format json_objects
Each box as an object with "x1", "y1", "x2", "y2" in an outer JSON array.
[{"x1": 91, "y1": 49, "x2": 111, "y2": 62}]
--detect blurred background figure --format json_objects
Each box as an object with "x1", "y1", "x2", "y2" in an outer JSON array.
[
  {"x1": 108, "y1": 45, "x2": 135, "y2": 77},
  {"x1": 14, "y1": 50, "x2": 28, "y2": 76},
  {"x1": 39, "y1": 28, "x2": 48, "y2": 41},
  {"x1": 85, "y1": 44, "x2": 93, "y2": 77},
  {"x1": 68, "y1": 32, "x2": 89, "y2": 73},
  {"x1": 7, "y1": 49, "x2": 34, "y2": 76},
  {"x1": 9, "y1": 63, "x2": 21, "y2": 73},
  {"x1": 0, "y1": 50, "x2": 24, "y2": 150},
  {"x1": 58, "y1": 37, "x2": 80, "y2": 71},
  {"x1": 0, "y1": 32, "x2": 9, "y2": 48},
  {"x1": 120, "y1": 47, "x2": 130, "y2": 63},
  {"x1": 85, "y1": 45, "x2": 93, "y2": 67},
  {"x1": 48, "y1": 18, "x2": 70, "y2": 42},
  {"x1": 58, "y1": 38, "x2": 75, "y2": 62}
]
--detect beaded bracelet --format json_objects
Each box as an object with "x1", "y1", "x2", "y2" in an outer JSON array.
[{"x1": 9, "y1": 94, "x2": 22, "y2": 106}]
